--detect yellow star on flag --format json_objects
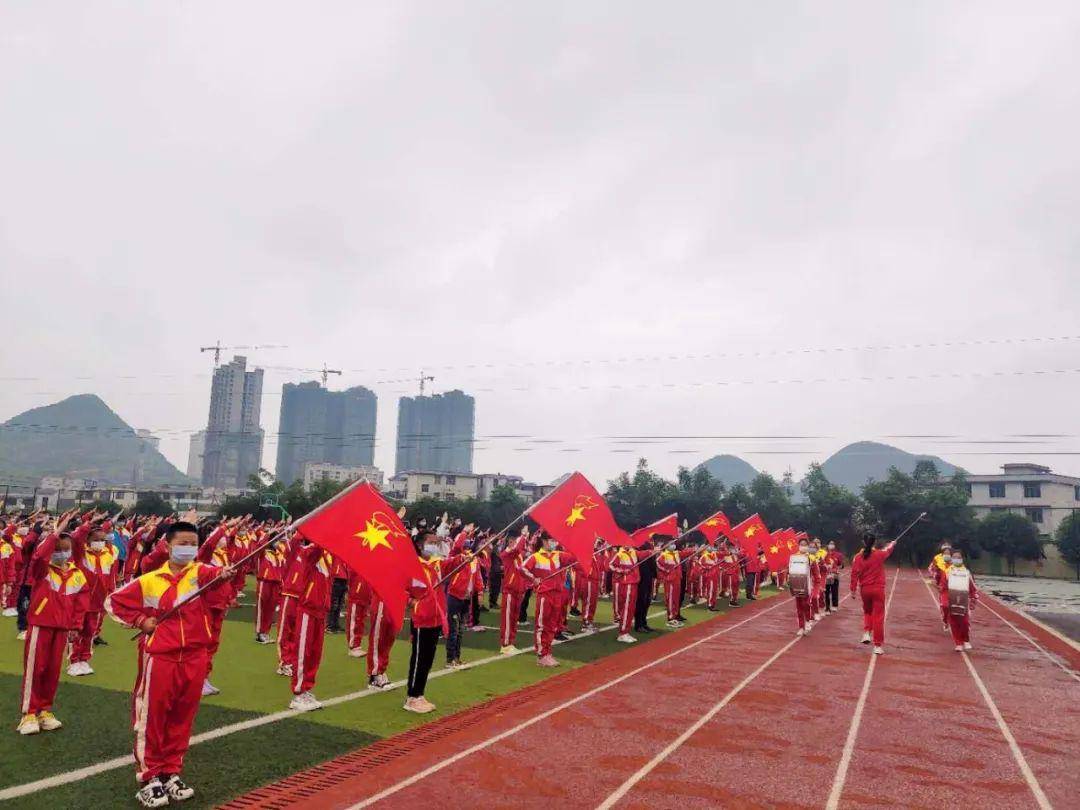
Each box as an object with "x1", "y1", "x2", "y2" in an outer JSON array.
[
  {"x1": 566, "y1": 506, "x2": 586, "y2": 527},
  {"x1": 355, "y1": 519, "x2": 393, "y2": 551},
  {"x1": 746, "y1": 525, "x2": 759, "y2": 537},
  {"x1": 769, "y1": 545, "x2": 779, "y2": 554}
]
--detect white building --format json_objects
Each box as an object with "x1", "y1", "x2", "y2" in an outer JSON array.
[
  {"x1": 387, "y1": 471, "x2": 555, "y2": 504},
  {"x1": 187, "y1": 430, "x2": 206, "y2": 480},
  {"x1": 965, "y1": 463, "x2": 1080, "y2": 578},
  {"x1": 301, "y1": 462, "x2": 384, "y2": 491}
]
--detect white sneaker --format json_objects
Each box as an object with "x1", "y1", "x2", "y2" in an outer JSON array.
[
  {"x1": 347, "y1": 647, "x2": 366, "y2": 658},
  {"x1": 135, "y1": 779, "x2": 169, "y2": 808},
  {"x1": 162, "y1": 774, "x2": 195, "y2": 802},
  {"x1": 1, "y1": 607, "x2": 16, "y2": 617},
  {"x1": 796, "y1": 628, "x2": 805, "y2": 637},
  {"x1": 873, "y1": 646, "x2": 885, "y2": 655},
  {"x1": 500, "y1": 645, "x2": 519, "y2": 655},
  {"x1": 16, "y1": 630, "x2": 26, "y2": 641},
  {"x1": 17, "y1": 713, "x2": 40, "y2": 735},
  {"x1": 289, "y1": 691, "x2": 322, "y2": 711},
  {"x1": 963, "y1": 642, "x2": 973, "y2": 651},
  {"x1": 469, "y1": 625, "x2": 485, "y2": 632},
  {"x1": 580, "y1": 623, "x2": 597, "y2": 635},
  {"x1": 942, "y1": 623, "x2": 949, "y2": 633},
  {"x1": 276, "y1": 663, "x2": 294, "y2": 677},
  {"x1": 616, "y1": 633, "x2": 637, "y2": 643},
  {"x1": 815, "y1": 613, "x2": 823, "y2": 621},
  {"x1": 369, "y1": 673, "x2": 392, "y2": 690},
  {"x1": 860, "y1": 631, "x2": 872, "y2": 644},
  {"x1": 201, "y1": 680, "x2": 220, "y2": 697},
  {"x1": 955, "y1": 645, "x2": 963, "y2": 652}
]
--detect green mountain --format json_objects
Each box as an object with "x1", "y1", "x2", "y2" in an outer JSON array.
[
  {"x1": 817, "y1": 441, "x2": 961, "y2": 492},
  {"x1": 696, "y1": 454, "x2": 760, "y2": 488},
  {"x1": 0, "y1": 394, "x2": 190, "y2": 486}
]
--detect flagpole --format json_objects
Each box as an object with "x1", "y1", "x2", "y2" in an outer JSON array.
[{"x1": 534, "y1": 542, "x2": 613, "y2": 585}]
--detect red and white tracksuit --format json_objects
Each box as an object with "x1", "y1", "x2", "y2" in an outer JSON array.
[
  {"x1": 655, "y1": 549, "x2": 683, "y2": 621},
  {"x1": 521, "y1": 549, "x2": 577, "y2": 657},
  {"x1": 574, "y1": 550, "x2": 603, "y2": 626},
  {"x1": 106, "y1": 558, "x2": 232, "y2": 784},
  {"x1": 21, "y1": 534, "x2": 89, "y2": 716},
  {"x1": 609, "y1": 549, "x2": 640, "y2": 635},
  {"x1": 850, "y1": 543, "x2": 895, "y2": 646},
  {"x1": 277, "y1": 536, "x2": 307, "y2": 668},
  {"x1": 288, "y1": 544, "x2": 332, "y2": 694},
  {"x1": 346, "y1": 571, "x2": 372, "y2": 652},
  {"x1": 367, "y1": 595, "x2": 397, "y2": 677},
  {"x1": 70, "y1": 533, "x2": 118, "y2": 664},
  {"x1": 698, "y1": 549, "x2": 720, "y2": 609},
  {"x1": 928, "y1": 554, "x2": 951, "y2": 626},
  {"x1": 939, "y1": 566, "x2": 979, "y2": 645},
  {"x1": 498, "y1": 536, "x2": 529, "y2": 648},
  {"x1": 255, "y1": 545, "x2": 286, "y2": 636}
]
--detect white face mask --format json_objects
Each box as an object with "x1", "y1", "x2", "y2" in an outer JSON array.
[
  {"x1": 422, "y1": 544, "x2": 439, "y2": 558},
  {"x1": 89, "y1": 540, "x2": 106, "y2": 551},
  {"x1": 951, "y1": 557, "x2": 963, "y2": 567},
  {"x1": 798, "y1": 547, "x2": 808, "y2": 554},
  {"x1": 545, "y1": 541, "x2": 557, "y2": 552}
]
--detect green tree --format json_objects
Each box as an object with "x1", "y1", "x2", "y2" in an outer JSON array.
[
  {"x1": 84, "y1": 499, "x2": 122, "y2": 515},
  {"x1": 134, "y1": 492, "x2": 174, "y2": 517},
  {"x1": 746, "y1": 473, "x2": 797, "y2": 529},
  {"x1": 975, "y1": 512, "x2": 1044, "y2": 576},
  {"x1": 487, "y1": 484, "x2": 527, "y2": 531},
  {"x1": 1056, "y1": 513, "x2": 1080, "y2": 580},
  {"x1": 799, "y1": 464, "x2": 859, "y2": 551},
  {"x1": 604, "y1": 459, "x2": 678, "y2": 529}
]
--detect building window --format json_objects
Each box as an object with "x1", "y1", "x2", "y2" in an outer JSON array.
[
  {"x1": 446, "y1": 475, "x2": 456, "y2": 485},
  {"x1": 421, "y1": 484, "x2": 429, "y2": 493},
  {"x1": 1075, "y1": 485, "x2": 1080, "y2": 501},
  {"x1": 989, "y1": 483, "x2": 1006, "y2": 498},
  {"x1": 434, "y1": 475, "x2": 442, "y2": 484},
  {"x1": 964, "y1": 483, "x2": 972, "y2": 496},
  {"x1": 1023, "y1": 483, "x2": 1041, "y2": 498},
  {"x1": 1025, "y1": 507, "x2": 1044, "y2": 524}
]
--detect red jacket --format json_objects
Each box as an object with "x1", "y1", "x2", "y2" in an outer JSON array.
[
  {"x1": 446, "y1": 552, "x2": 484, "y2": 600},
  {"x1": 347, "y1": 569, "x2": 372, "y2": 606},
  {"x1": 498, "y1": 535, "x2": 530, "y2": 594},
  {"x1": 105, "y1": 560, "x2": 232, "y2": 656},
  {"x1": 850, "y1": 543, "x2": 896, "y2": 593},
  {"x1": 655, "y1": 548, "x2": 683, "y2": 583},
  {"x1": 25, "y1": 533, "x2": 89, "y2": 630},
  {"x1": 74, "y1": 536, "x2": 119, "y2": 611},
  {"x1": 256, "y1": 544, "x2": 287, "y2": 582},
  {"x1": 292, "y1": 543, "x2": 334, "y2": 614},
  {"x1": 522, "y1": 550, "x2": 578, "y2": 594},
  {"x1": 609, "y1": 548, "x2": 640, "y2": 585},
  {"x1": 408, "y1": 557, "x2": 450, "y2": 633}
]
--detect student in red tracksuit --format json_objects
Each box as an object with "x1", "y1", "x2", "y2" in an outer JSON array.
[
  {"x1": 521, "y1": 538, "x2": 577, "y2": 667},
  {"x1": 609, "y1": 546, "x2": 640, "y2": 643},
  {"x1": 849, "y1": 534, "x2": 897, "y2": 654},
  {"x1": 106, "y1": 520, "x2": 235, "y2": 807},
  {"x1": 18, "y1": 514, "x2": 89, "y2": 736},
  {"x1": 928, "y1": 542, "x2": 952, "y2": 633},
  {"x1": 498, "y1": 530, "x2": 529, "y2": 653},
  {"x1": 939, "y1": 552, "x2": 979, "y2": 651},
  {"x1": 744, "y1": 545, "x2": 763, "y2": 601},
  {"x1": 789, "y1": 541, "x2": 813, "y2": 635},
  {"x1": 366, "y1": 593, "x2": 398, "y2": 689},
  {"x1": 718, "y1": 543, "x2": 739, "y2": 608},
  {"x1": 823, "y1": 542, "x2": 845, "y2": 613},
  {"x1": 194, "y1": 524, "x2": 235, "y2": 697},
  {"x1": 444, "y1": 545, "x2": 483, "y2": 668},
  {"x1": 345, "y1": 569, "x2": 372, "y2": 657},
  {"x1": 255, "y1": 540, "x2": 286, "y2": 644},
  {"x1": 276, "y1": 535, "x2": 305, "y2": 677},
  {"x1": 68, "y1": 520, "x2": 119, "y2": 675},
  {"x1": 655, "y1": 545, "x2": 684, "y2": 627},
  {"x1": 809, "y1": 544, "x2": 826, "y2": 620},
  {"x1": 574, "y1": 539, "x2": 605, "y2": 633},
  {"x1": 403, "y1": 533, "x2": 451, "y2": 714},
  {"x1": 286, "y1": 537, "x2": 332, "y2": 710},
  {"x1": 698, "y1": 546, "x2": 721, "y2": 611}
]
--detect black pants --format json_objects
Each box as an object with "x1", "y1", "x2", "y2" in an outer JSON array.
[
  {"x1": 326, "y1": 578, "x2": 347, "y2": 630},
  {"x1": 488, "y1": 568, "x2": 503, "y2": 608},
  {"x1": 408, "y1": 623, "x2": 441, "y2": 698},
  {"x1": 470, "y1": 592, "x2": 482, "y2": 625},
  {"x1": 825, "y1": 579, "x2": 840, "y2": 609},
  {"x1": 519, "y1": 589, "x2": 532, "y2": 622},
  {"x1": 16, "y1": 584, "x2": 31, "y2": 632},
  {"x1": 446, "y1": 595, "x2": 469, "y2": 662},
  {"x1": 634, "y1": 579, "x2": 654, "y2": 629},
  {"x1": 744, "y1": 571, "x2": 757, "y2": 599}
]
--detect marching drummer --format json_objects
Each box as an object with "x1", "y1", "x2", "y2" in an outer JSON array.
[
  {"x1": 788, "y1": 539, "x2": 813, "y2": 636},
  {"x1": 941, "y1": 549, "x2": 978, "y2": 651}
]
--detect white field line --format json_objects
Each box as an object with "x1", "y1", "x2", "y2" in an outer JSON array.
[
  {"x1": 345, "y1": 598, "x2": 791, "y2": 809},
  {"x1": 917, "y1": 578, "x2": 1052, "y2": 810},
  {"x1": 0, "y1": 605, "x2": 674, "y2": 801},
  {"x1": 824, "y1": 569, "x2": 901, "y2": 810},
  {"x1": 978, "y1": 599, "x2": 1080, "y2": 683}
]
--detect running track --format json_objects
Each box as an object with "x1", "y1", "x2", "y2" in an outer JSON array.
[{"x1": 225, "y1": 571, "x2": 1080, "y2": 809}]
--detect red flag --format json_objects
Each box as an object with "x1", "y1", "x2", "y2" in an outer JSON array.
[
  {"x1": 291, "y1": 480, "x2": 424, "y2": 632},
  {"x1": 691, "y1": 510, "x2": 731, "y2": 545},
  {"x1": 630, "y1": 513, "x2": 679, "y2": 547},
  {"x1": 764, "y1": 529, "x2": 791, "y2": 573},
  {"x1": 729, "y1": 513, "x2": 770, "y2": 558},
  {"x1": 527, "y1": 472, "x2": 630, "y2": 575}
]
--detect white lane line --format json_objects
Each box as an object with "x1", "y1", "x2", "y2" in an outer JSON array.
[
  {"x1": 824, "y1": 569, "x2": 901, "y2": 810},
  {"x1": 978, "y1": 599, "x2": 1080, "y2": 684},
  {"x1": 345, "y1": 598, "x2": 791, "y2": 809},
  {"x1": 597, "y1": 635, "x2": 801, "y2": 809},
  {"x1": 0, "y1": 606, "x2": 672, "y2": 801},
  {"x1": 917, "y1": 578, "x2": 1053, "y2": 810}
]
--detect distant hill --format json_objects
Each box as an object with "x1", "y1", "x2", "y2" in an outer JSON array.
[
  {"x1": 696, "y1": 454, "x2": 760, "y2": 488},
  {"x1": 816, "y1": 441, "x2": 961, "y2": 492},
  {"x1": 0, "y1": 394, "x2": 191, "y2": 486}
]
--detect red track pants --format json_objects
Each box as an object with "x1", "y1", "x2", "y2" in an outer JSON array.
[
  {"x1": 724, "y1": 571, "x2": 740, "y2": 604},
  {"x1": 277, "y1": 594, "x2": 299, "y2": 667},
  {"x1": 346, "y1": 597, "x2": 369, "y2": 651},
  {"x1": 613, "y1": 583, "x2": 638, "y2": 635},
  {"x1": 663, "y1": 578, "x2": 681, "y2": 621},
  {"x1": 948, "y1": 612, "x2": 970, "y2": 645},
  {"x1": 367, "y1": 599, "x2": 396, "y2": 677},
  {"x1": 132, "y1": 647, "x2": 208, "y2": 784},
  {"x1": 794, "y1": 595, "x2": 812, "y2": 629},
  {"x1": 500, "y1": 591, "x2": 523, "y2": 647},
  {"x1": 255, "y1": 579, "x2": 281, "y2": 636},
  {"x1": 70, "y1": 609, "x2": 103, "y2": 664},
  {"x1": 861, "y1": 588, "x2": 886, "y2": 646},
  {"x1": 575, "y1": 579, "x2": 599, "y2": 625},
  {"x1": 21, "y1": 625, "x2": 67, "y2": 715},
  {"x1": 533, "y1": 591, "x2": 560, "y2": 656},
  {"x1": 704, "y1": 573, "x2": 719, "y2": 609},
  {"x1": 292, "y1": 608, "x2": 326, "y2": 694}
]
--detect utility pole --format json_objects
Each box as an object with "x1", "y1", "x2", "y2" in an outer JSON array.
[{"x1": 418, "y1": 370, "x2": 435, "y2": 397}]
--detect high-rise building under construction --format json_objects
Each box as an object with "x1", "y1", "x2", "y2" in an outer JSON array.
[{"x1": 395, "y1": 389, "x2": 475, "y2": 474}]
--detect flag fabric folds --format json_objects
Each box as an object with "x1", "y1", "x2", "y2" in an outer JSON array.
[
  {"x1": 291, "y1": 480, "x2": 425, "y2": 632},
  {"x1": 527, "y1": 472, "x2": 630, "y2": 575},
  {"x1": 690, "y1": 510, "x2": 731, "y2": 545},
  {"x1": 630, "y1": 512, "x2": 679, "y2": 547},
  {"x1": 729, "y1": 513, "x2": 770, "y2": 559}
]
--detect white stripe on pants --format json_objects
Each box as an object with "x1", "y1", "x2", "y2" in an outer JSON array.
[
  {"x1": 295, "y1": 612, "x2": 309, "y2": 694},
  {"x1": 535, "y1": 596, "x2": 545, "y2": 654},
  {"x1": 20, "y1": 626, "x2": 38, "y2": 714}
]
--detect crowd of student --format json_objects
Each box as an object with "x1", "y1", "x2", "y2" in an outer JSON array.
[{"x1": 0, "y1": 506, "x2": 977, "y2": 807}]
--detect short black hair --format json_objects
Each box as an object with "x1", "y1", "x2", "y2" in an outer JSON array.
[{"x1": 166, "y1": 521, "x2": 199, "y2": 540}]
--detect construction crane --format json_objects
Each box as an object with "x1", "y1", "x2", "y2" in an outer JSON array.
[
  {"x1": 318, "y1": 364, "x2": 342, "y2": 386},
  {"x1": 199, "y1": 341, "x2": 289, "y2": 367},
  {"x1": 418, "y1": 370, "x2": 434, "y2": 396}
]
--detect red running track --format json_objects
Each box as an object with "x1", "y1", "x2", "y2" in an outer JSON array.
[{"x1": 224, "y1": 570, "x2": 1080, "y2": 810}]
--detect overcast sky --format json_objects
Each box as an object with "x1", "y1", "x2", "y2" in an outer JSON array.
[{"x1": 3, "y1": 2, "x2": 1080, "y2": 487}]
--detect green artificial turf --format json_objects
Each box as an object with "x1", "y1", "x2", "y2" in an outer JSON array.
[{"x1": 0, "y1": 585, "x2": 777, "y2": 807}]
